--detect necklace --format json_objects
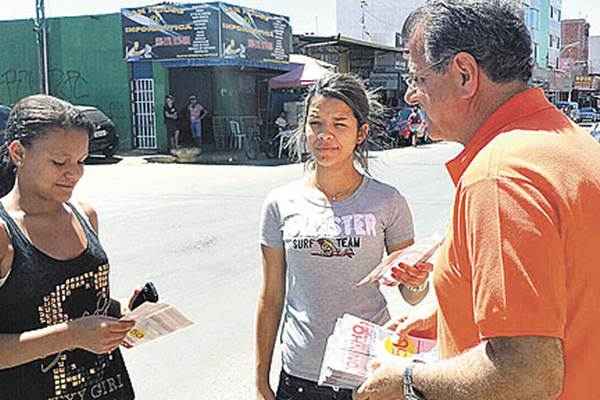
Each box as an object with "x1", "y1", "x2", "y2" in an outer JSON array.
[{"x1": 313, "y1": 176, "x2": 364, "y2": 202}]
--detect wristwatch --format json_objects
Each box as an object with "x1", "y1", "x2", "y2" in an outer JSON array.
[{"x1": 403, "y1": 360, "x2": 426, "y2": 400}]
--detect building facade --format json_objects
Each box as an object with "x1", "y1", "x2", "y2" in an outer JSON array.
[
  {"x1": 517, "y1": 0, "x2": 563, "y2": 88},
  {"x1": 335, "y1": 0, "x2": 426, "y2": 47},
  {"x1": 0, "y1": 3, "x2": 294, "y2": 154},
  {"x1": 560, "y1": 18, "x2": 590, "y2": 75},
  {"x1": 589, "y1": 36, "x2": 600, "y2": 75}
]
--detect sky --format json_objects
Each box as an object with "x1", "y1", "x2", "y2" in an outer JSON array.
[{"x1": 0, "y1": 0, "x2": 597, "y2": 36}]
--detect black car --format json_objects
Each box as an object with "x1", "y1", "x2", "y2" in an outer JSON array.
[
  {"x1": 75, "y1": 106, "x2": 119, "y2": 158},
  {"x1": 0, "y1": 105, "x2": 10, "y2": 144},
  {"x1": 0, "y1": 104, "x2": 118, "y2": 158}
]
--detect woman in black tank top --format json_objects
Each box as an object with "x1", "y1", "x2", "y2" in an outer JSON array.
[{"x1": 0, "y1": 95, "x2": 136, "y2": 399}]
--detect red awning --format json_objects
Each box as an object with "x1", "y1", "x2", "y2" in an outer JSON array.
[{"x1": 269, "y1": 54, "x2": 334, "y2": 89}]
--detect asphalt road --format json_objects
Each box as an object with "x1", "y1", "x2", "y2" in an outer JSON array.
[{"x1": 73, "y1": 142, "x2": 462, "y2": 400}]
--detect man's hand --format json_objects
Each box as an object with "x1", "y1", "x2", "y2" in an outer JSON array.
[
  {"x1": 354, "y1": 358, "x2": 408, "y2": 400},
  {"x1": 385, "y1": 302, "x2": 437, "y2": 339},
  {"x1": 357, "y1": 251, "x2": 432, "y2": 288}
]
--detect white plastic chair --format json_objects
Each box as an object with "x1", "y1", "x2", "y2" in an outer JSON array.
[{"x1": 229, "y1": 120, "x2": 246, "y2": 150}]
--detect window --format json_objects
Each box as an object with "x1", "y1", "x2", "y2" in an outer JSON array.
[
  {"x1": 533, "y1": 42, "x2": 539, "y2": 60},
  {"x1": 527, "y1": 8, "x2": 540, "y2": 31},
  {"x1": 549, "y1": 34, "x2": 553, "y2": 48}
]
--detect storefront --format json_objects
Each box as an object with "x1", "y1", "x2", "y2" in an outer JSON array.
[
  {"x1": 121, "y1": 2, "x2": 293, "y2": 152},
  {"x1": 292, "y1": 34, "x2": 406, "y2": 108}
]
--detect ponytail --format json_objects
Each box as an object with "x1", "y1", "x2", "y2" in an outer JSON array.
[{"x1": 0, "y1": 143, "x2": 16, "y2": 197}]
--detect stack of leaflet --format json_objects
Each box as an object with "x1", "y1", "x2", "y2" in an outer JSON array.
[{"x1": 318, "y1": 314, "x2": 437, "y2": 390}]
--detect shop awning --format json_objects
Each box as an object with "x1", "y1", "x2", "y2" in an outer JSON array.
[{"x1": 268, "y1": 54, "x2": 334, "y2": 89}]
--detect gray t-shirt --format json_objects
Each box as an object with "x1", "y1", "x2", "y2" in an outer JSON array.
[{"x1": 260, "y1": 176, "x2": 414, "y2": 382}]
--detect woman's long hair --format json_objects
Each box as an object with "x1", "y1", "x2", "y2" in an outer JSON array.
[{"x1": 0, "y1": 95, "x2": 94, "y2": 197}]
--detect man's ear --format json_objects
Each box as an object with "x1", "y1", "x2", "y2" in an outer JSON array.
[
  {"x1": 451, "y1": 52, "x2": 479, "y2": 99},
  {"x1": 8, "y1": 140, "x2": 26, "y2": 166},
  {"x1": 357, "y1": 124, "x2": 369, "y2": 144}
]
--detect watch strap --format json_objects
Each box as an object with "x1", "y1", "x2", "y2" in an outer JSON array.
[{"x1": 403, "y1": 360, "x2": 426, "y2": 400}]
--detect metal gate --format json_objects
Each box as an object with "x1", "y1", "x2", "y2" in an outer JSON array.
[{"x1": 131, "y1": 79, "x2": 157, "y2": 149}]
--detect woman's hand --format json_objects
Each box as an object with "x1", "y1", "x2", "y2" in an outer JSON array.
[
  {"x1": 68, "y1": 315, "x2": 135, "y2": 354},
  {"x1": 256, "y1": 386, "x2": 276, "y2": 400}
]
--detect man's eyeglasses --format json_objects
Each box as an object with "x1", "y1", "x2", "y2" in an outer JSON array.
[{"x1": 402, "y1": 58, "x2": 450, "y2": 90}]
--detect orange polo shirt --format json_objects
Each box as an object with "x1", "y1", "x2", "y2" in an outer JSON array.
[{"x1": 434, "y1": 88, "x2": 600, "y2": 398}]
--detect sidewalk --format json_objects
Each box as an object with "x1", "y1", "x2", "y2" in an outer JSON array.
[{"x1": 114, "y1": 148, "x2": 292, "y2": 166}]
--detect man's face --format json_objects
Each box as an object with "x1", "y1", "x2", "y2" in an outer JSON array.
[{"x1": 403, "y1": 29, "x2": 461, "y2": 141}]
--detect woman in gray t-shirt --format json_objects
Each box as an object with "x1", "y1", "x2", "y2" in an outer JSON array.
[{"x1": 255, "y1": 74, "x2": 431, "y2": 400}]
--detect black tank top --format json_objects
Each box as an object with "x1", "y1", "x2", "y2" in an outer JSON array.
[{"x1": 0, "y1": 203, "x2": 135, "y2": 400}]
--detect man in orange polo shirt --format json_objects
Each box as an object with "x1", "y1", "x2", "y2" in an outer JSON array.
[{"x1": 355, "y1": 1, "x2": 600, "y2": 399}]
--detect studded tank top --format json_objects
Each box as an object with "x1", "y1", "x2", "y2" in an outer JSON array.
[{"x1": 0, "y1": 203, "x2": 134, "y2": 400}]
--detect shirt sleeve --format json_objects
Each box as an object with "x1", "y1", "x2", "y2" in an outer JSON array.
[
  {"x1": 460, "y1": 177, "x2": 567, "y2": 340},
  {"x1": 259, "y1": 192, "x2": 284, "y2": 248},
  {"x1": 384, "y1": 190, "x2": 415, "y2": 249}
]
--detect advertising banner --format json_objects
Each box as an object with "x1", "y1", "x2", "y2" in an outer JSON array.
[
  {"x1": 219, "y1": 2, "x2": 291, "y2": 64},
  {"x1": 121, "y1": 3, "x2": 220, "y2": 62},
  {"x1": 121, "y1": 2, "x2": 291, "y2": 65}
]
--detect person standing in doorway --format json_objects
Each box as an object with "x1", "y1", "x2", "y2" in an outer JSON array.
[
  {"x1": 163, "y1": 94, "x2": 179, "y2": 154},
  {"x1": 188, "y1": 96, "x2": 207, "y2": 150}
]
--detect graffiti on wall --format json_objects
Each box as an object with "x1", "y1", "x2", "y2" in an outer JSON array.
[
  {"x1": 0, "y1": 68, "x2": 36, "y2": 104},
  {"x1": 49, "y1": 68, "x2": 91, "y2": 102}
]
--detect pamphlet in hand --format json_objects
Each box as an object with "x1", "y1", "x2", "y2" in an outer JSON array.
[
  {"x1": 121, "y1": 302, "x2": 194, "y2": 348},
  {"x1": 357, "y1": 235, "x2": 444, "y2": 287},
  {"x1": 319, "y1": 314, "x2": 437, "y2": 389}
]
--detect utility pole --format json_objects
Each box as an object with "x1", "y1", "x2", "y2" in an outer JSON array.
[
  {"x1": 35, "y1": 0, "x2": 49, "y2": 94},
  {"x1": 360, "y1": 0, "x2": 369, "y2": 40}
]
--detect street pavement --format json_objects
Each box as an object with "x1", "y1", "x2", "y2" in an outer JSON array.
[{"x1": 73, "y1": 141, "x2": 462, "y2": 400}]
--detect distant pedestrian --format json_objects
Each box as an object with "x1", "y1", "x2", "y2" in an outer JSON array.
[
  {"x1": 187, "y1": 96, "x2": 207, "y2": 149},
  {"x1": 164, "y1": 94, "x2": 179, "y2": 153}
]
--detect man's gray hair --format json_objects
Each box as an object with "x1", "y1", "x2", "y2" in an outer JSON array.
[{"x1": 402, "y1": 0, "x2": 533, "y2": 83}]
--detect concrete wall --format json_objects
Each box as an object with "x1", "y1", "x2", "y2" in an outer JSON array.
[{"x1": 0, "y1": 14, "x2": 135, "y2": 151}]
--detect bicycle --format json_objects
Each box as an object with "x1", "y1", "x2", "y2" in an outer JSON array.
[{"x1": 244, "y1": 130, "x2": 278, "y2": 160}]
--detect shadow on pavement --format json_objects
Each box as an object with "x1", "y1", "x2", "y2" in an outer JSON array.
[{"x1": 85, "y1": 156, "x2": 123, "y2": 165}]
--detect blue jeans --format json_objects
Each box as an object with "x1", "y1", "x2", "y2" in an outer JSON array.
[
  {"x1": 276, "y1": 370, "x2": 353, "y2": 400},
  {"x1": 190, "y1": 120, "x2": 202, "y2": 145}
]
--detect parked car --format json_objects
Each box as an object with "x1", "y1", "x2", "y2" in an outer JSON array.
[
  {"x1": 556, "y1": 101, "x2": 580, "y2": 122},
  {"x1": 0, "y1": 104, "x2": 118, "y2": 158},
  {"x1": 578, "y1": 107, "x2": 600, "y2": 123},
  {"x1": 590, "y1": 123, "x2": 600, "y2": 143},
  {"x1": 74, "y1": 105, "x2": 119, "y2": 158},
  {"x1": 0, "y1": 104, "x2": 10, "y2": 144}
]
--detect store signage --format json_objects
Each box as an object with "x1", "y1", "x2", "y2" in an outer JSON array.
[
  {"x1": 121, "y1": 2, "x2": 291, "y2": 64},
  {"x1": 369, "y1": 72, "x2": 400, "y2": 90}
]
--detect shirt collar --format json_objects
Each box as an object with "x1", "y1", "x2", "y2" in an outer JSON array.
[{"x1": 445, "y1": 88, "x2": 552, "y2": 185}]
